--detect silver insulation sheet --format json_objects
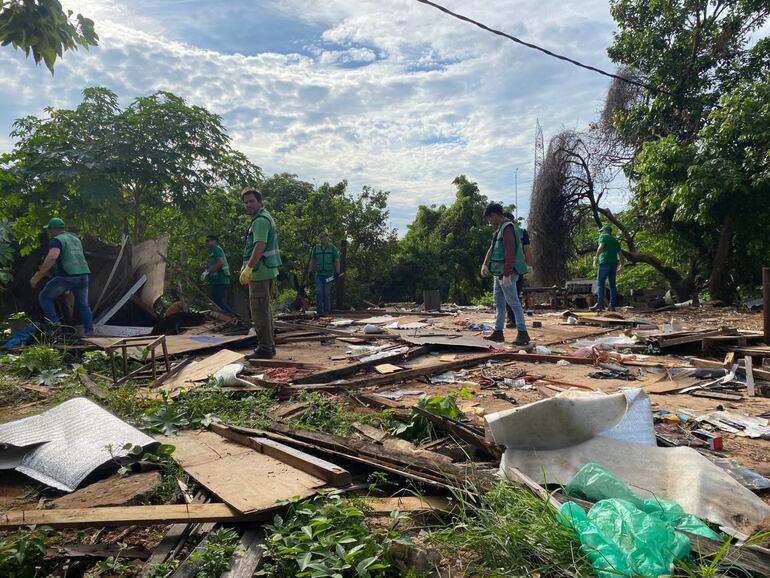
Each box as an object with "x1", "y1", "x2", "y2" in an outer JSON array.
[{"x1": 0, "y1": 397, "x2": 155, "y2": 492}]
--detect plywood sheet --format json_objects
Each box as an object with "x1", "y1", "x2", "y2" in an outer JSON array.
[
  {"x1": 132, "y1": 236, "x2": 169, "y2": 309},
  {"x1": 159, "y1": 349, "x2": 244, "y2": 393},
  {"x1": 158, "y1": 431, "x2": 326, "y2": 513},
  {"x1": 86, "y1": 334, "x2": 250, "y2": 357}
]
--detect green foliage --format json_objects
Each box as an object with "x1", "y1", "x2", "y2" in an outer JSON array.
[
  {"x1": 190, "y1": 527, "x2": 240, "y2": 578},
  {"x1": 0, "y1": 219, "x2": 15, "y2": 288},
  {"x1": 390, "y1": 394, "x2": 464, "y2": 444},
  {"x1": 260, "y1": 493, "x2": 409, "y2": 577},
  {"x1": 80, "y1": 350, "x2": 111, "y2": 375},
  {"x1": 0, "y1": 0, "x2": 98, "y2": 73},
  {"x1": 6, "y1": 344, "x2": 63, "y2": 377},
  {"x1": 431, "y1": 481, "x2": 591, "y2": 577},
  {"x1": 93, "y1": 542, "x2": 140, "y2": 577},
  {"x1": 33, "y1": 368, "x2": 67, "y2": 386},
  {"x1": 290, "y1": 391, "x2": 357, "y2": 436},
  {"x1": 0, "y1": 525, "x2": 52, "y2": 578}
]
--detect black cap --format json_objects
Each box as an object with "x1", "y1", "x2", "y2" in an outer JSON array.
[{"x1": 484, "y1": 203, "x2": 504, "y2": 217}]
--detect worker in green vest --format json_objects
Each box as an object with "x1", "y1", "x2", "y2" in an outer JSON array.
[
  {"x1": 307, "y1": 232, "x2": 340, "y2": 316},
  {"x1": 591, "y1": 224, "x2": 624, "y2": 311},
  {"x1": 30, "y1": 217, "x2": 94, "y2": 335},
  {"x1": 239, "y1": 187, "x2": 282, "y2": 359},
  {"x1": 480, "y1": 203, "x2": 530, "y2": 345},
  {"x1": 201, "y1": 234, "x2": 233, "y2": 314}
]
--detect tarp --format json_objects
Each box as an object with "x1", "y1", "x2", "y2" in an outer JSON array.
[
  {"x1": 0, "y1": 398, "x2": 155, "y2": 492},
  {"x1": 486, "y1": 389, "x2": 770, "y2": 536}
]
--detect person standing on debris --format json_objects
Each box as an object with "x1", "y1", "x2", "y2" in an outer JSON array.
[
  {"x1": 30, "y1": 218, "x2": 94, "y2": 336},
  {"x1": 591, "y1": 224, "x2": 624, "y2": 311},
  {"x1": 481, "y1": 204, "x2": 530, "y2": 346},
  {"x1": 240, "y1": 188, "x2": 282, "y2": 359},
  {"x1": 201, "y1": 235, "x2": 233, "y2": 314},
  {"x1": 503, "y1": 212, "x2": 533, "y2": 329},
  {"x1": 307, "y1": 232, "x2": 340, "y2": 317}
]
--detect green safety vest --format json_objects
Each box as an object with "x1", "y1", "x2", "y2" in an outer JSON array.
[
  {"x1": 489, "y1": 221, "x2": 527, "y2": 276},
  {"x1": 312, "y1": 243, "x2": 337, "y2": 277},
  {"x1": 242, "y1": 208, "x2": 282, "y2": 268},
  {"x1": 54, "y1": 232, "x2": 90, "y2": 276},
  {"x1": 207, "y1": 246, "x2": 230, "y2": 285}
]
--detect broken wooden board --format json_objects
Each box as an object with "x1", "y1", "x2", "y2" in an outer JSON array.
[
  {"x1": 400, "y1": 333, "x2": 490, "y2": 350},
  {"x1": 158, "y1": 430, "x2": 327, "y2": 513},
  {"x1": 48, "y1": 543, "x2": 151, "y2": 560},
  {"x1": 210, "y1": 423, "x2": 352, "y2": 486},
  {"x1": 86, "y1": 334, "x2": 251, "y2": 358},
  {"x1": 375, "y1": 363, "x2": 404, "y2": 374},
  {"x1": 0, "y1": 503, "x2": 275, "y2": 530},
  {"x1": 51, "y1": 472, "x2": 161, "y2": 509},
  {"x1": 564, "y1": 311, "x2": 656, "y2": 328},
  {"x1": 154, "y1": 349, "x2": 245, "y2": 396},
  {"x1": 221, "y1": 528, "x2": 266, "y2": 578},
  {"x1": 366, "y1": 496, "x2": 452, "y2": 512}
]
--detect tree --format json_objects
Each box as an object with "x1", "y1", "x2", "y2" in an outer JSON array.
[
  {"x1": 0, "y1": 0, "x2": 98, "y2": 72},
  {"x1": 606, "y1": 1, "x2": 770, "y2": 302},
  {"x1": 1, "y1": 87, "x2": 261, "y2": 249}
]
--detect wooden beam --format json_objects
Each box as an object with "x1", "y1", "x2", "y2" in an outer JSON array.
[
  {"x1": 365, "y1": 496, "x2": 452, "y2": 512},
  {"x1": 247, "y1": 359, "x2": 324, "y2": 369},
  {"x1": 746, "y1": 355, "x2": 756, "y2": 397},
  {"x1": 221, "y1": 528, "x2": 266, "y2": 578},
  {"x1": 287, "y1": 352, "x2": 511, "y2": 391},
  {"x1": 293, "y1": 345, "x2": 432, "y2": 384},
  {"x1": 0, "y1": 503, "x2": 275, "y2": 530},
  {"x1": 77, "y1": 371, "x2": 107, "y2": 401},
  {"x1": 209, "y1": 423, "x2": 352, "y2": 486}
]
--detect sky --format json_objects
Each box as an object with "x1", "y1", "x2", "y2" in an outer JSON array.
[{"x1": 0, "y1": 0, "x2": 627, "y2": 231}]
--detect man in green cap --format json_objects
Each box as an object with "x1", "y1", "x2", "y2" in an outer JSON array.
[
  {"x1": 307, "y1": 232, "x2": 340, "y2": 317},
  {"x1": 30, "y1": 218, "x2": 94, "y2": 335},
  {"x1": 240, "y1": 187, "x2": 282, "y2": 359},
  {"x1": 591, "y1": 224, "x2": 624, "y2": 311},
  {"x1": 201, "y1": 234, "x2": 233, "y2": 314}
]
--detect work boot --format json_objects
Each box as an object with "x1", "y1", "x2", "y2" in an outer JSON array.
[
  {"x1": 512, "y1": 331, "x2": 531, "y2": 346},
  {"x1": 505, "y1": 319, "x2": 516, "y2": 329},
  {"x1": 484, "y1": 330, "x2": 505, "y2": 343},
  {"x1": 246, "y1": 348, "x2": 274, "y2": 360},
  {"x1": 608, "y1": 306, "x2": 616, "y2": 312},
  {"x1": 589, "y1": 303, "x2": 604, "y2": 312}
]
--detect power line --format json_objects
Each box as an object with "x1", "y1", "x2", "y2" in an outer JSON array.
[{"x1": 413, "y1": 0, "x2": 659, "y2": 95}]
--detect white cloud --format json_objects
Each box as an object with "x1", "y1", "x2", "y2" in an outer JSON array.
[{"x1": 0, "y1": 0, "x2": 623, "y2": 230}]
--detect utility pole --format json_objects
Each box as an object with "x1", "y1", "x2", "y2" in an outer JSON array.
[{"x1": 514, "y1": 168, "x2": 519, "y2": 219}]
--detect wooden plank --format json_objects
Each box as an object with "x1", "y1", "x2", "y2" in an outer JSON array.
[
  {"x1": 48, "y1": 543, "x2": 151, "y2": 560},
  {"x1": 690, "y1": 390, "x2": 743, "y2": 401},
  {"x1": 366, "y1": 496, "x2": 452, "y2": 512},
  {"x1": 746, "y1": 355, "x2": 756, "y2": 396},
  {"x1": 169, "y1": 524, "x2": 219, "y2": 578},
  {"x1": 52, "y1": 472, "x2": 161, "y2": 509},
  {"x1": 375, "y1": 363, "x2": 404, "y2": 374},
  {"x1": 412, "y1": 407, "x2": 501, "y2": 459},
  {"x1": 77, "y1": 371, "x2": 107, "y2": 401},
  {"x1": 247, "y1": 359, "x2": 324, "y2": 369},
  {"x1": 0, "y1": 503, "x2": 275, "y2": 530},
  {"x1": 685, "y1": 533, "x2": 770, "y2": 577},
  {"x1": 221, "y1": 528, "x2": 266, "y2": 578},
  {"x1": 159, "y1": 431, "x2": 327, "y2": 513},
  {"x1": 158, "y1": 349, "x2": 245, "y2": 393},
  {"x1": 655, "y1": 329, "x2": 725, "y2": 348},
  {"x1": 288, "y1": 352, "x2": 516, "y2": 391},
  {"x1": 209, "y1": 423, "x2": 351, "y2": 486},
  {"x1": 292, "y1": 345, "x2": 432, "y2": 384},
  {"x1": 724, "y1": 351, "x2": 736, "y2": 368},
  {"x1": 94, "y1": 274, "x2": 147, "y2": 325}
]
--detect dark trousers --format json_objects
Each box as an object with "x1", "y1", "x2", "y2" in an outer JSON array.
[
  {"x1": 39, "y1": 274, "x2": 94, "y2": 333},
  {"x1": 210, "y1": 284, "x2": 234, "y2": 314},
  {"x1": 597, "y1": 262, "x2": 618, "y2": 307}
]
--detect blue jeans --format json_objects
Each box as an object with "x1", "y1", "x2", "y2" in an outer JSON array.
[
  {"x1": 210, "y1": 284, "x2": 234, "y2": 314},
  {"x1": 315, "y1": 274, "x2": 332, "y2": 315},
  {"x1": 597, "y1": 262, "x2": 618, "y2": 307},
  {"x1": 38, "y1": 274, "x2": 94, "y2": 333},
  {"x1": 494, "y1": 274, "x2": 526, "y2": 332}
]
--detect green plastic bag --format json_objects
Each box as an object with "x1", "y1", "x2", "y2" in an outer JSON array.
[{"x1": 559, "y1": 463, "x2": 720, "y2": 577}]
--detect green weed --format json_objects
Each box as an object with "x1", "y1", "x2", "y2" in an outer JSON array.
[
  {"x1": 5, "y1": 345, "x2": 63, "y2": 377},
  {"x1": 390, "y1": 394, "x2": 464, "y2": 444},
  {"x1": 0, "y1": 525, "x2": 52, "y2": 578},
  {"x1": 289, "y1": 391, "x2": 358, "y2": 436},
  {"x1": 93, "y1": 542, "x2": 140, "y2": 576},
  {"x1": 260, "y1": 493, "x2": 410, "y2": 577},
  {"x1": 190, "y1": 527, "x2": 240, "y2": 578}
]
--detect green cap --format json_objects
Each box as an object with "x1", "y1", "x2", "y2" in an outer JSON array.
[
  {"x1": 44, "y1": 217, "x2": 65, "y2": 229},
  {"x1": 599, "y1": 224, "x2": 612, "y2": 233},
  {"x1": 319, "y1": 231, "x2": 328, "y2": 238}
]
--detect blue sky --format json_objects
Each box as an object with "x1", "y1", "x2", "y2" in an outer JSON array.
[{"x1": 0, "y1": 0, "x2": 633, "y2": 231}]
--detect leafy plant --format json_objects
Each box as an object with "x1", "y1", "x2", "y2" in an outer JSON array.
[
  {"x1": 0, "y1": 525, "x2": 52, "y2": 578},
  {"x1": 290, "y1": 391, "x2": 356, "y2": 436},
  {"x1": 142, "y1": 405, "x2": 190, "y2": 436},
  {"x1": 34, "y1": 368, "x2": 68, "y2": 386},
  {"x1": 390, "y1": 395, "x2": 464, "y2": 444},
  {"x1": 80, "y1": 350, "x2": 112, "y2": 374},
  {"x1": 94, "y1": 542, "x2": 139, "y2": 576},
  {"x1": 260, "y1": 494, "x2": 409, "y2": 577},
  {"x1": 9, "y1": 345, "x2": 63, "y2": 377},
  {"x1": 190, "y1": 527, "x2": 239, "y2": 578}
]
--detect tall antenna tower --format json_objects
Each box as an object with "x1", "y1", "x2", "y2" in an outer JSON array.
[{"x1": 533, "y1": 119, "x2": 544, "y2": 186}]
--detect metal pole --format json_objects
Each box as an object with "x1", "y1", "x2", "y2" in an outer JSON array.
[
  {"x1": 763, "y1": 267, "x2": 770, "y2": 344},
  {"x1": 514, "y1": 168, "x2": 518, "y2": 218}
]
